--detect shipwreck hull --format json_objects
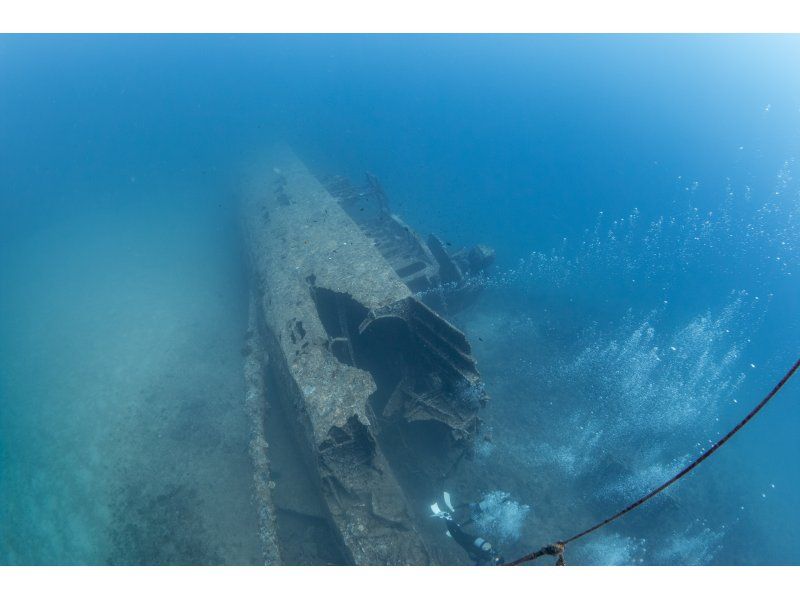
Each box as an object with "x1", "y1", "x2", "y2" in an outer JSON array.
[{"x1": 242, "y1": 147, "x2": 489, "y2": 564}]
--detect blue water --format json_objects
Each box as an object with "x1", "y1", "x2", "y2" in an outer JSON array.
[{"x1": 1, "y1": 34, "x2": 798, "y2": 565}]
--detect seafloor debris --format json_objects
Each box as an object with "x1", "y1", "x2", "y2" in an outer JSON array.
[{"x1": 241, "y1": 146, "x2": 493, "y2": 564}]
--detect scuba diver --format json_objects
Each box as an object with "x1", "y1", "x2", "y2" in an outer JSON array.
[{"x1": 430, "y1": 491, "x2": 505, "y2": 565}]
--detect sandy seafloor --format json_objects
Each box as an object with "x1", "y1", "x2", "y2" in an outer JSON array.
[{"x1": 0, "y1": 189, "x2": 262, "y2": 564}]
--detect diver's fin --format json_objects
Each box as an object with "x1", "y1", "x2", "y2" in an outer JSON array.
[
  {"x1": 431, "y1": 502, "x2": 453, "y2": 520},
  {"x1": 443, "y1": 491, "x2": 454, "y2": 512}
]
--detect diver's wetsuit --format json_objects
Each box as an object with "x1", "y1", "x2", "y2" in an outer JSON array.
[{"x1": 445, "y1": 518, "x2": 496, "y2": 565}]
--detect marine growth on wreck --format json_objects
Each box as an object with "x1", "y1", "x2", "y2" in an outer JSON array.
[{"x1": 240, "y1": 147, "x2": 497, "y2": 564}]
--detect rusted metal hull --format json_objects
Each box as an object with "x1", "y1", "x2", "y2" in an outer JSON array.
[{"x1": 242, "y1": 147, "x2": 489, "y2": 564}]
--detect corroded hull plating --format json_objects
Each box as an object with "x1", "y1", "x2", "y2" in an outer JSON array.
[{"x1": 242, "y1": 147, "x2": 489, "y2": 564}]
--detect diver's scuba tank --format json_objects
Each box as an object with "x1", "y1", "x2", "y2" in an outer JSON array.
[{"x1": 430, "y1": 492, "x2": 504, "y2": 565}]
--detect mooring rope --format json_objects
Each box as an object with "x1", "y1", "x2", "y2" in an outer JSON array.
[{"x1": 506, "y1": 356, "x2": 800, "y2": 566}]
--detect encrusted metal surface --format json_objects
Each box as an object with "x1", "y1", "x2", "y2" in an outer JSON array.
[{"x1": 242, "y1": 146, "x2": 488, "y2": 564}]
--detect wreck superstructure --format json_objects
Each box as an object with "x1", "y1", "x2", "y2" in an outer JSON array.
[
  {"x1": 241, "y1": 147, "x2": 493, "y2": 564},
  {"x1": 324, "y1": 173, "x2": 495, "y2": 315}
]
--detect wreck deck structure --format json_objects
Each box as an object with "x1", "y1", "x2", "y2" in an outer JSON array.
[{"x1": 241, "y1": 147, "x2": 493, "y2": 564}]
